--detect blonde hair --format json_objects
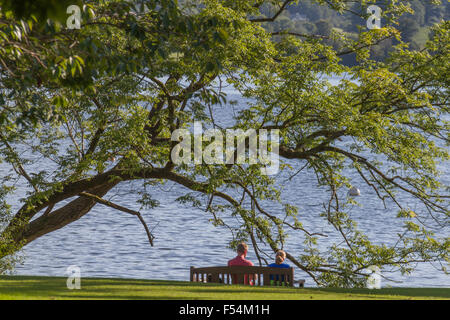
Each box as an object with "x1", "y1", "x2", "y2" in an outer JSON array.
[
  {"x1": 275, "y1": 250, "x2": 286, "y2": 264},
  {"x1": 236, "y1": 242, "x2": 248, "y2": 255}
]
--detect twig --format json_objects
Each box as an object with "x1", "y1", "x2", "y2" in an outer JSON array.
[{"x1": 79, "y1": 192, "x2": 154, "y2": 246}]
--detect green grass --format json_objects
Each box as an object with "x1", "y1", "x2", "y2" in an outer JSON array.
[{"x1": 0, "y1": 275, "x2": 448, "y2": 300}]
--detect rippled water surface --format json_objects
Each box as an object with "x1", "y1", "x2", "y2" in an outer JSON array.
[{"x1": 3, "y1": 78, "x2": 449, "y2": 287}]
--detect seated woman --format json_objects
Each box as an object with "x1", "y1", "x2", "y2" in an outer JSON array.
[
  {"x1": 268, "y1": 250, "x2": 290, "y2": 284},
  {"x1": 268, "y1": 250, "x2": 290, "y2": 268}
]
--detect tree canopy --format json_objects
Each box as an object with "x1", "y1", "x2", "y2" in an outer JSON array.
[{"x1": 0, "y1": 0, "x2": 448, "y2": 287}]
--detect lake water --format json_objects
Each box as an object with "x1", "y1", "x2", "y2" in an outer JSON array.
[{"x1": 3, "y1": 77, "x2": 449, "y2": 288}]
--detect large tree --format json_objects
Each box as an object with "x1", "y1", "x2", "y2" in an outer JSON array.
[{"x1": 0, "y1": 0, "x2": 448, "y2": 287}]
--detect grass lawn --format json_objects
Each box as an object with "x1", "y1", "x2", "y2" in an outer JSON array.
[{"x1": 0, "y1": 275, "x2": 449, "y2": 300}]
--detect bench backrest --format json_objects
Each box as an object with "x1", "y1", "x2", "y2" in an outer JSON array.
[{"x1": 190, "y1": 266, "x2": 295, "y2": 287}]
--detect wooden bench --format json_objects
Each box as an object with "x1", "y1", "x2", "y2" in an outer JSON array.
[{"x1": 190, "y1": 266, "x2": 305, "y2": 287}]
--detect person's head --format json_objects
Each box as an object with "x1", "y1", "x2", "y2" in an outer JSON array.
[
  {"x1": 236, "y1": 242, "x2": 248, "y2": 257},
  {"x1": 275, "y1": 250, "x2": 286, "y2": 265}
]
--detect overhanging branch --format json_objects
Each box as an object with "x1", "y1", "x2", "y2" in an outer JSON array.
[
  {"x1": 79, "y1": 192, "x2": 154, "y2": 246},
  {"x1": 249, "y1": 0, "x2": 293, "y2": 22}
]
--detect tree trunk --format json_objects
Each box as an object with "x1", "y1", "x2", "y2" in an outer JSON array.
[{"x1": 14, "y1": 181, "x2": 119, "y2": 245}]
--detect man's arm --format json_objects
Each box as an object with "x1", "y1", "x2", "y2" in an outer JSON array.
[{"x1": 249, "y1": 261, "x2": 256, "y2": 284}]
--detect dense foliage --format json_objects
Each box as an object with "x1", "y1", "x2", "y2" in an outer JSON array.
[
  {"x1": 0, "y1": 0, "x2": 448, "y2": 286},
  {"x1": 269, "y1": 0, "x2": 450, "y2": 64}
]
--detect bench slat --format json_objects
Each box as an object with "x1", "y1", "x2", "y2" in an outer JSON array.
[{"x1": 190, "y1": 266, "x2": 305, "y2": 288}]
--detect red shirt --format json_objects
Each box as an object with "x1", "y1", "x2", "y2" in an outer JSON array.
[
  {"x1": 228, "y1": 255, "x2": 254, "y2": 285},
  {"x1": 228, "y1": 255, "x2": 254, "y2": 266}
]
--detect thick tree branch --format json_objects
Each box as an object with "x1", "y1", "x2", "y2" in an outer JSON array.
[{"x1": 79, "y1": 192, "x2": 154, "y2": 246}]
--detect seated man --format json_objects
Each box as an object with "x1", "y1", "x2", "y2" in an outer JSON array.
[
  {"x1": 228, "y1": 242, "x2": 254, "y2": 285},
  {"x1": 267, "y1": 250, "x2": 290, "y2": 284}
]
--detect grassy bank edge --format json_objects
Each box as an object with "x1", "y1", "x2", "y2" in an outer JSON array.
[{"x1": 0, "y1": 275, "x2": 448, "y2": 300}]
